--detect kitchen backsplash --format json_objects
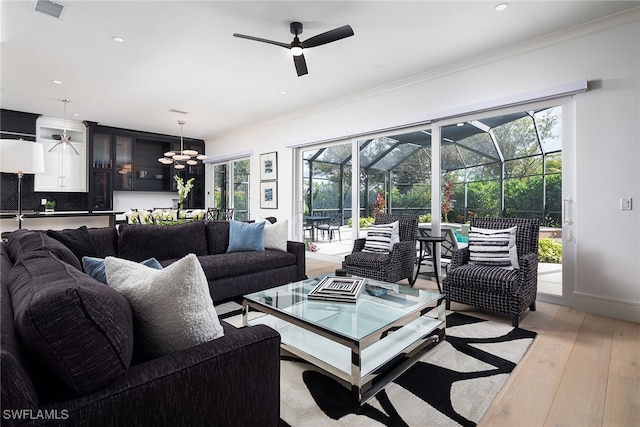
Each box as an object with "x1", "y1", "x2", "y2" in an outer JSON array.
[{"x1": 0, "y1": 173, "x2": 88, "y2": 212}]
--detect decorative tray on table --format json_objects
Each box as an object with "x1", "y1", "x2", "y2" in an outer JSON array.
[{"x1": 308, "y1": 276, "x2": 366, "y2": 303}]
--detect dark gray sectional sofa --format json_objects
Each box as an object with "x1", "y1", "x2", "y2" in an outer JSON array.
[
  {"x1": 93, "y1": 220, "x2": 306, "y2": 301},
  {"x1": 0, "y1": 220, "x2": 305, "y2": 426}
]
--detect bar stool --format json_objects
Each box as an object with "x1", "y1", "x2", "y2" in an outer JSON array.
[{"x1": 414, "y1": 235, "x2": 446, "y2": 293}]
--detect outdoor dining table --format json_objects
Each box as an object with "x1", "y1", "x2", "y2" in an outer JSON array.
[{"x1": 304, "y1": 215, "x2": 331, "y2": 241}]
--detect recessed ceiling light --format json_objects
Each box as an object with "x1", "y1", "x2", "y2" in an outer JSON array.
[
  {"x1": 113, "y1": 36, "x2": 125, "y2": 43},
  {"x1": 495, "y1": 3, "x2": 509, "y2": 11},
  {"x1": 73, "y1": 113, "x2": 79, "y2": 117},
  {"x1": 52, "y1": 80, "x2": 62, "y2": 84},
  {"x1": 279, "y1": 90, "x2": 287, "y2": 95}
]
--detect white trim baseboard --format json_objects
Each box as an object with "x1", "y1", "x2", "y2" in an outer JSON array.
[{"x1": 573, "y1": 291, "x2": 640, "y2": 323}]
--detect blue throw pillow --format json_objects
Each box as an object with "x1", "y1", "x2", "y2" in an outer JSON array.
[
  {"x1": 226, "y1": 220, "x2": 265, "y2": 253},
  {"x1": 82, "y1": 256, "x2": 163, "y2": 284}
]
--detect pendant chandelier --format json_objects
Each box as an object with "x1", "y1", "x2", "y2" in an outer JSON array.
[
  {"x1": 50, "y1": 99, "x2": 79, "y2": 155},
  {"x1": 158, "y1": 120, "x2": 207, "y2": 169}
]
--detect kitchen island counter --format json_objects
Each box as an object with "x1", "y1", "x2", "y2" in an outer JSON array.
[{"x1": 0, "y1": 211, "x2": 124, "y2": 233}]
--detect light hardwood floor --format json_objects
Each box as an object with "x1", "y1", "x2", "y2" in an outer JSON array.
[{"x1": 306, "y1": 257, "x2": 640, "y2": 427}]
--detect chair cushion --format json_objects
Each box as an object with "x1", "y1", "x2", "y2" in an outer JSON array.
[
  {"x1": 344, "y1": 251, "x2": 390, "y2": 268},
  {"x1": 6, "y1": 229, "x2": 82, "y2": 270},
  {"x1": 362, "y1": 221, "x2": 399, "y2": 254},
  {"x1": 195, "y1": 250, "x2": 297, "y2": 280},
  {"x1": 105, "y1": 253, "x2": 224, "y2": 360},
  {"x1": 8, "y1": 251, "x2": 134, "y2": 395},
  {"x1": 118, "y1": 221, "x2": 209, "y2": 262},
  {"x1": 47, "y1": 226, "x2": 98, "y2": 265},
  {"x1": 445, "y1": 263, "x2": 521, "y2": 293},
  {"x1": 468, "y1": 226, "x2": 519, "y2": 269}
]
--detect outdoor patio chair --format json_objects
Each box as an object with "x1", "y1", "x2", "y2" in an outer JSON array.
[
  {"x1": 443, "y1": 217, "x2": 540, "y2": 327},
  {"x1": 205, "y1": 208, "x2": 219, "y2": 221},
  {"x1": 317, "y1": 212, "x2": 342, "y2": 242},
  {"x1": 220, "y1": 208, "x2": 234, "y2": 220},
  {"x1": 342, "y1": 214, "x2": 419, "y2": 286}
]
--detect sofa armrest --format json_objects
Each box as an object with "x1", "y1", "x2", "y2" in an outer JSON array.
[
  {"x1": 52, "y1": 324, "x2": 281, "y2": 427},
  {"x1": 287, "y1": 240, "x2": 306, "y2": 280}
]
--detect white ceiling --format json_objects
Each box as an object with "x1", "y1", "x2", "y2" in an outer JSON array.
[{"x1": 1, "y1": 0, "x2": 638, "y2": 140}]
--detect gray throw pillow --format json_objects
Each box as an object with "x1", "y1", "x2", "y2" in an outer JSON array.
[{"x1": 105, "y1": 253, "x2": 224, "y2": 360}]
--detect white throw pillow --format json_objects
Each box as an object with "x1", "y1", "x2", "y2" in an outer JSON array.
[
  {"x1": 362, "y1": 221, "x2": 400, "y2": 254},
  {"x1": 262, "y1": 219, "x2": 288, "y2": 251},
  {"x1": 104, "y1": 253, "x2": 224, "y2": 359},
  {"x1": 468, "y1": 226, "x2": 519, "y2": 269}
]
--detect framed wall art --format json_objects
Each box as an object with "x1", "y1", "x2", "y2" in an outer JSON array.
[
  {"x1": 260, "y1": 152, "x2": 278, "y2": 181},
  {"x1": 260, "y1": 181, "x2": 278, "y2": 209}
]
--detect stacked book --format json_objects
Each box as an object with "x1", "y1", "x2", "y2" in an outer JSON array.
[{"x1": 308, "y1": 276, "x2": 366, "y2": 303}]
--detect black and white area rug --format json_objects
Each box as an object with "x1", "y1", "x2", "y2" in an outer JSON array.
[{"x1": 276, "y1": 313, "x2": 537, "y2": 427}]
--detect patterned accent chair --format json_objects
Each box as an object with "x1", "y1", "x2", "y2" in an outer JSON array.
[
  {"x1": 443, "y1": 217, "x2": 540, "y2": 327},
  {"x1": 342, "y1": 214, "x2": 419, "y2": 286}
]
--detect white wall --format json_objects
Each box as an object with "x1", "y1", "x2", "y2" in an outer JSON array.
[{"x1": 205, "y1": 11, "x2": 640, "y2": 322}]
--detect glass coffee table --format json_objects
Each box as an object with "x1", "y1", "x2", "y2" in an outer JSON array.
[{"x1": 242, "y1": 275, "x2": 445, "y2": 404}]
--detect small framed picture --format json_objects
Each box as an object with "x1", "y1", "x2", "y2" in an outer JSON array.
[
  {"x1": 260, "y1": 181, "x2": 278, "y2": 209},
  {"x1": 260, "y1": 152, "x2": 278, "y2": 181}
]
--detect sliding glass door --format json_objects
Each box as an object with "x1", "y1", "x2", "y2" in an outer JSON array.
[
  {"x1": 437, "y1": 101, "x2": 570, "y2": 302},
  {"x1": 212, "y1": 158, "x2": 250, "y2": 221},
  {"x1": 293, "y1": 98, "x2": 574, "y2": 305},
  {"x1": 300, "y1": 142, "x2": 353, "y2": 256}
]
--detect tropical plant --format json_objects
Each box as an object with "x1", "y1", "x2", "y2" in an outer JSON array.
[
  {"x1": 372, "y1": 192, "x2": 386, "y2": 216},
  {"x1": 538, "y1": 238, "x2": 562, "y2": 263},
  {"x1": 418, "y1": 213, "x2": 432, "y2": 223},
  {"x1": 442, "y1": 181, "x2": 455, "y2": 222},
  {"x1": 347, "y1": 217, "x2": 375, "y2": 228}
]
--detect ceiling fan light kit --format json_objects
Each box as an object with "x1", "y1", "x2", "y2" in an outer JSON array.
[
  {"x1": 233, "y1": 21, "x2": 354, "y2": 76},
  {"x1": 158, "y1": 120, "x2": 207, "y2": 169}
]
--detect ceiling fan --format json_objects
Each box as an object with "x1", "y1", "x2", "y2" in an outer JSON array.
[
  {"x1": 50, "y1": 99, "x2": 79, "y2": 155},
  {"x1": 233, "y1": 22, "x2": 354, "y2": 77}
]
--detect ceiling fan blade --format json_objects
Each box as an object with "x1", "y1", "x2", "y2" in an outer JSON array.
[
  {"x1": 294, "y1": 54, "x2": 308, "y2": 77},
  {"x1": 233, "y1": 33, "x2": 290, "y2": 49},
  {"x1": 302, "y1": 25, "x2": 354, "y2": 49}
]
